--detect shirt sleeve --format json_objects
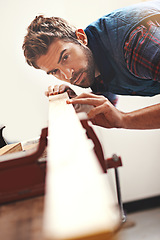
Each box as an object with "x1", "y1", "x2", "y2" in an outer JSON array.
[{"x1": 124, "y1": 20, "x2": 160, "y2": 82}]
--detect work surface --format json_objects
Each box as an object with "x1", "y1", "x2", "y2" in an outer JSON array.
[
  {"x1": 0, "y1": 196, "x2": 44, "y2": 240},
  {"x1": 0, "y1": 93, "x2": 120, "y2": 240},
  {"x1": 0, "y1": 195, "x2": 121, "y2": 240}
]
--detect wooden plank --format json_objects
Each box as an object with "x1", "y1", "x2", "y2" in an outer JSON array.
[
  {"x1": 43, "y1": 92, "x2": 120, "y2": 240},
  {"x1": 0, "y1": 142, "x2": 22, "y2": 156}
]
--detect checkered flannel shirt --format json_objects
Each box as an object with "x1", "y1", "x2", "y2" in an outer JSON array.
[{"x1": 124, "y1": 20, "x2": 160, "y2": 82}]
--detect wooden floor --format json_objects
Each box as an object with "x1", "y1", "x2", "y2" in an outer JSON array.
[
  {"x1": 0, "y1": 196, "x2": 44, "y2": 240},
  {"x1": 0, "y1": 195, "x2": 120, "y2": 240},
  {"x1": 1, "y1": 194, "x2": 159, "y2": 240}
]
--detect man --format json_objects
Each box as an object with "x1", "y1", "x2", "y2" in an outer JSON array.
[{"x1": 23, "y1": 0, "x2": 160, "y2": 129}]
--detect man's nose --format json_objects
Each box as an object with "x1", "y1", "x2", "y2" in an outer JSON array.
[{"x1": 61, "y1": 68, "x2": 74, "y2": 81}]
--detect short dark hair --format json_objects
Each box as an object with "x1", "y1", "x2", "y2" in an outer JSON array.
[{"x1": 22, "y1": 15, "x2": 77, "y2": 69}]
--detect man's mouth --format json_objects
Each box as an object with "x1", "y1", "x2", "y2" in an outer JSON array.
[{"x1": 72, "y1": 73, "x2": 83, "y2": 86}]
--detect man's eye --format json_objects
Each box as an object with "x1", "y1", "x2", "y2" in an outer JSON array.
[
  {"x1": 63, "y1": 55, "x2": 68, "y2": 61},
  {"x1": 51, "y1": 69, "x2": 57, "y2": 75}
]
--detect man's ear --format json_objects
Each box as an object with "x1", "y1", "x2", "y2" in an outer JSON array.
[{"x1": 75, "y1": 29, "x2": 88, "y2": 45}]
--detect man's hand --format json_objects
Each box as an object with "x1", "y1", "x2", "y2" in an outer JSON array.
[
  {"x1": 45, "y1": 84, "x2": 77, "y2": 99},
  {"x1": 67, "y1": 92, "x2": 123, "y2": 128},
  {"x1": 67, "y1": 92, "x2": 160, "y2": 130}
]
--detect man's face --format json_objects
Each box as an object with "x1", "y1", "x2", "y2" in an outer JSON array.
[{"x1": 36, "y1": 39, "x2": 95, "y2": 88}]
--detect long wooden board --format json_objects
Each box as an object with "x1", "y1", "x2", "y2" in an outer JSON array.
[
  {"x1": 43, "y1": 92, "x2": 120, "y2": 240},
  {"x1": 0, "y1": 142, "x2": 22, "y2": 156}
]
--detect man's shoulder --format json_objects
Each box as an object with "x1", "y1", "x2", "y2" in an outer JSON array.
[{"x1": 86, "y1": 0, "x2": 160, "y2": 29}]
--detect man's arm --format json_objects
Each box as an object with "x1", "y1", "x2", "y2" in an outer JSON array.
[
  {"x1": 121, "y1": 104, "x2": 160, "y2": 129},
  {"x1": 67, "y1": 93, "x2": 160, "y2": 130}
]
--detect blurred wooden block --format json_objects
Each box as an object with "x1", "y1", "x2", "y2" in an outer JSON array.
[{"x1": 0, "y1": 142, "x2": 23, "y2": 156}]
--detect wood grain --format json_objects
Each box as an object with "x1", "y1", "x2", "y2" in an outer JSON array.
[
  {"x1": 0, "y1": 196, "x2": 44, "y2": 240},
  {"x1": 0, "y1": 143, "x2": 22, "y2": 156}
]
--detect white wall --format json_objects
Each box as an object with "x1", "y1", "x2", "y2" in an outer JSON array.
[
  {"x1": 0, "y1": 0, "x2": 65, "y2": 143},
  {"x1": 94, "y1": 95, "x2": 160, "y2": 202},
  {"x1": 1, "y1": 0, "x2": 160, "y2": 202}
]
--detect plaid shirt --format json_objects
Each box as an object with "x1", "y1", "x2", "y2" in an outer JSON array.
[
  {"x1": 124, "y1": 20, "x2": 160, "y2": 82},
  {"x1": 91, "y1": 75, "x2": 118, "y2": 106}
]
